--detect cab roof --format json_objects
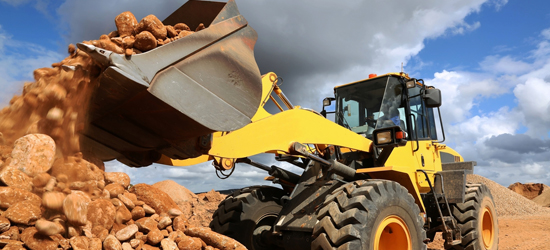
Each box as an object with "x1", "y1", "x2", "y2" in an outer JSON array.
[{"x1": 334, "y1": 72, "x2": 411, "y2": 90}]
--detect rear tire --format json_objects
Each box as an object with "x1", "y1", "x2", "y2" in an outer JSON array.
[
  {"x1": 447, "y1": 183, "x2": 498, "y2": 250},
  {"x1": 209, "y1": 186, "x2": 287, "y2": 250},
  {"x1": 311, "y1": 180, "x2": 427, "y2": 250}
]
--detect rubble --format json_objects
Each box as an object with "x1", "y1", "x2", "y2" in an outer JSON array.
[{"x1": 0, "y1": 9, "x2": 243, "y2": 250}]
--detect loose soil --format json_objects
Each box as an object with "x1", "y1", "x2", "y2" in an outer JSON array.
[{"x1": 428, "y1": 215, "x2": 550, "y2": 250}]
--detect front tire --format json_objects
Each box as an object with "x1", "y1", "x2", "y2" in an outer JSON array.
[
  {"x1": 448, "y1": 183, "x2": 499, "y2": 250},
  {"x1": 209, "y1": 186, "x2": 287, "y2": 250},
  {"x1": 312, "y1": 180, "x2": 427, "y2": 250}
]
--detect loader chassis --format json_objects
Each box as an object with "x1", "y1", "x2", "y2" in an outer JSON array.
[
  {"x1": 77, "y1": 0, "x2": 498, "y2": 248},
  {"x1": 206, "y1": 73, "x2": 498, "y2": 249}
]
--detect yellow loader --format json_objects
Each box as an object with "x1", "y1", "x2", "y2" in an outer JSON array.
[{"x1": 79, "y1": 1, "x2": 499, "y2": 249}]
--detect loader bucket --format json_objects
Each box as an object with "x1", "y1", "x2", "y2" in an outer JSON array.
[{"x1": 78, "y1": 0, "x2": 262, "y2": 166}]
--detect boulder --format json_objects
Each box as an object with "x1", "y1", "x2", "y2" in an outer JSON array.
[
  {"x1": 0, "y1": 216, "x2": 10, "y2": 232},
  {"x1": 103, "y1": 235, "x2": 122, "y2": 250},
  {"x1": 137, "y1": 15, "x2": 167, "y2": 40},
  {"x1": 105, "y1": 172, "x2": 131, "y2": 189},
  {"x1": 35, "y1": 219, "x2": 65, "y2": 236},
  {"x1": 69, "y1": 236, "x2": 89, "y2": 250},
  {"x1": 130, "y1": 184, "x2": 179, "y2": 214},
  {"x1": 135, "y1": 217, "x2": 158, "y2": 233},
  {"x1": 105, "y1": 183, "x2": 125, "y2": 199},
  {"x1": 87, "y1": 198, "x2": 116, "y2": 230},
  {"x1": 147, "y1": 228, "x2": 163, "y2": 245},
  {"x1": 152, "y1": 180, "x2": 196, "y2": 215},
  {"x1": 89, "y1": 237, "x2": 102, "y2": 250},
  {"x1": 115, "y1": 224, "x2": 138, "y2": 242},
  {"x1": 134, "y1": 31, "x2": 157, "y2": 51},
  {"x1": 63, "y1": 191, "x2": 91, "y2": 226},
  {"x1": 42, "y1": 191, "x2": 66, "y2": 211},
  {"x1": 0, "y1": 166, "x2": 33, "y2": 191},
  {"x1": 131, "y1": 206, "x2": 146, "y2": 221},
  {"x1": 8, "y1": 134, "x2": 55, "y2": 177},
  {"x1": 20, "y1": 227, "x2": 59, "y2": 250},
  {"x1": 3, "y1": 200, "x2": 41, "y2": 225},
  {"x1": 115, "y1": 11, "x2": 138, "y2": 37}
]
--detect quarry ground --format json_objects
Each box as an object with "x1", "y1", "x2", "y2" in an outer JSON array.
[{"x1": 429, "y1": 215, "x2": 550, "y2": 250}]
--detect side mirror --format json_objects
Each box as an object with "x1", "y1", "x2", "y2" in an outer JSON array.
[
  {"x1": 323, "y1": 97, "x2": 335, "y2": 107},
  {"x1": 423, "y1": 88, "x2": 442, "y2": 108}
]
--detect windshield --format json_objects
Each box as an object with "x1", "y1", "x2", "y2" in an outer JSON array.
[{"x1": 335, "y1": 76, "x2": 406, "y2": 139}]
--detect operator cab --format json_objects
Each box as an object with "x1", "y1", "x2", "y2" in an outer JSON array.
[{"x1": 325, "y1": 73, "x2": 441, "y2": 144}]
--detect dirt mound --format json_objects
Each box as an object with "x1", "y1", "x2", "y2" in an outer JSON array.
[
  {"x1": 0, "y1": 9, "x2": 241, "y2": 250},
  {"x1": 468, "y1": 175, "x2": 550, "y2": 217},
  {"x1": 508, "y1": 182, "x2": 548, "y2": 199},
  {"x1": 532, "y1": 189, "x2": 550, "y2": 207}
]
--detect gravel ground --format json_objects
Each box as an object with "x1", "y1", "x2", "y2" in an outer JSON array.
[{"x1": 467, "y1": 174, "x2": 550, "y2": 217}]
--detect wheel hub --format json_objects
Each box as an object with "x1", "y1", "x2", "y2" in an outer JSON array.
[
  {"x1": 374, "y1": 215, "x2": 411, "y2": 250},
  {"x1": 481, "y1": 206, "x2": 495, "y2": 249}
]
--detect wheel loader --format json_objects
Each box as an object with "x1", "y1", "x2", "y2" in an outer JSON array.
[{"x1": 77, "y1": 0, "x2": 499, "y2": 249}]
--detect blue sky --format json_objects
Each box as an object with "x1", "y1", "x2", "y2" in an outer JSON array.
[{"x1": 1, "y1": 0, "x2": 550, "y2": 192}]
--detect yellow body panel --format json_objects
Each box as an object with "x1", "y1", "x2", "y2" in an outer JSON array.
[{"x1": 208, "y1": 108, "x2": 372, "y2": 158}]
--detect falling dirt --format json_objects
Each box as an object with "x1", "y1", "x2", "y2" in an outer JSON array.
[{"x1": 0, "y1": 10, "x2": 240, "y2": 250}]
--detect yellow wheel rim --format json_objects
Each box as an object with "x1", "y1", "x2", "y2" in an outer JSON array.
[
  {"x1": 374, "y1": 215, "x2": 411, "y2": 250},
  {"x1": 481, "y1": 206, "x2": 495, "y2": 249}
]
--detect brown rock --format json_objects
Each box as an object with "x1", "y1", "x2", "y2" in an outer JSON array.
[
  {"x1": 0, "y1": 226, "x2": 18, "y2": 240},
  {"x1": 152, "y1": 180, "x2": 196, "y2": 215},
  {"x1": 118, "y1": 193, "x2": 135, "y2": 210},
  {"x1": 0, "y1": 216, "x2": 10, "y2": 232},
  {"x1": 134, "y1": 31, "x2": 157, "y2": 51},
  {"x1": 32, "y1": 173, "x2": 51, "y2": 188},
  {"x1": 115, "y1": 11, "x2": 138, "y2": 37},
  {"x1": 195, "y1": 23, "x2": 205, "y2": 32},
  {"x1": 104, "y1": 234, "x2": 122, "y2": 250},
  {"x1": 147, "y1": 228, "x2": 163, "y2": 245},
  {"x1": 87, "y1": 198, "x2": 116, "y2": 231},
  {"x1": 35, "y1": 219, "x2": 64, "y2": 236},
  {"x1": 161, "y1": 238, "x2": 177, "y2": 250},
  {"x1": 20, "y1": 227, "x2": 59, "y2": 250},
  {"x1": 185, "y1": 227, "x2": 247, "y2": 250},
  {"x1": 143, "y1": 244, "x2": 160, "y2": 250},
  {"x1": 131, "y1": 184, "x2": 179, "y2": 215},
  {"x1": 68, "y1": 225, "x2": 82, "y2": 238},
  {"x1": 172, "y1": 215, "x2": 189, "y2": 233},
  {"x1": 137, "y1": 15, "x2": 167, "y2": 40},
  {"x1": 3, "y1": 200, "x2": 41, "y2": 225},
  {"x1": 2, "y1": 243, "x2": 26, "y2": 250},
  {"x1": 94, "y1": 226, "x2": 109, "y2": 242},
  {"x1": 8, "y1": 134, "x2": 55, "y2": 177},
  {"x1": 122, "y1": 242, "x2": 133, "y2": 250},
  {"x1": 63, "y1": 191, "x2": 91, "y2": 226},
  {"x1": 116, "y1": 204, "x2": 132, "y2": 224},
  {"x1": 165, "y1": 25, "x2": 178, "y2": 38},
  {"x1": 122, "y1": 36, "x2": 135, "y2": 49},
  {"x1": 50, "y1": 234, "x2": 70, "y2": 250},
  {"x1": 158, "y1": 216, "x2": 172, "y2": 229},
  {"x1": 42, "y1": 191, "x2": 66, "y2": 211},
  {"x1": 135, "y1": 217, "x2": 157, "y2": 233},
  {"x1": 106, "y1": 183, "x2": 125, "y2": 199},
  {"x1": 69, "y1": 236, "x2": 89, "y2": 250},
  {"x1": 112, "y1": 198, "x2": 124, "y2": 207},
  {"x1": 0, "y1": 166, "x2": 33, "y2": 191},
  {"x1": 105, "y1": 172, "x2": 131, "y2": 189},
  {"x1": 143, "y1": 204, "x2": 155, "y2": 214},
  {"x1": 177, "y1": 30, "x2": 194, "y2": 39},
  {"x1": 116, "y1": 224, "x2": 138, "y2": 242},
  {"x1": 132, "y1": 206, "x2": 146, "y2": 221},
  {"x1": 177, "y1": 236, "x2": 202, "y2": 250},
  {"x1": 89, "y1": 237, "x2": 102, "y2": 250},
  {"x1": 174, "y1": 23, "x2": 190, "y2": 31}
]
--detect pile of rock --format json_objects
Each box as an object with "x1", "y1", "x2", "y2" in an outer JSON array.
[
  {"x1": 468, "y1": 175, "x2": 550, "y2": 217},
  {"x1": 91, "y1": 11, "x2": 202, "y2": 56},
  {"x1": 0, "y1": 134, "x2": 244, "y2": 250},
  {"x1": 508, "y1": 182, "x2": 549, "y2": 200}
]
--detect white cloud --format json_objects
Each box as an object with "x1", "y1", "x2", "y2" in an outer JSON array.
[
  {"x1": 480, "y1": 55, "x2": 533, "y2": 75},
  {"x1": 0, "y1": 27, "x2": 64, "y2": 106}
]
